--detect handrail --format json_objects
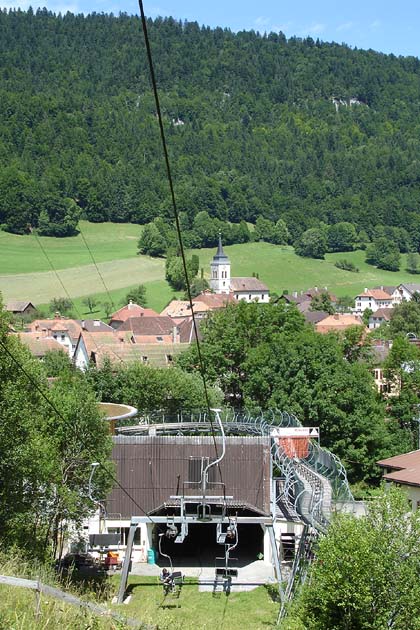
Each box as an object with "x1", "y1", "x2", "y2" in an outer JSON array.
[{"x1": 116, "y1": 408, "x2": 354, "y2": 531}]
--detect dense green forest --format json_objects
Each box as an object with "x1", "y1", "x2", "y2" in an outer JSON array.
[{"x1": 2, "y1": 9, "x2": 420, "y2": 249}]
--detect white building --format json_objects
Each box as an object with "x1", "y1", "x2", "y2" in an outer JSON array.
[
  {"x1": 209, "y1": 235, "x2": 231, "y2": 294},
  {"x1": 354, "y1": 288, "x2": 393, "y2": 313},
  {"x1": 368, "y1": 307, "x2": 393, "y2": 329},
  {"x1": 392, "y1": 283, "x2": 420, "y2": 305},
  {"x1": 209, "y1": 236, "x2": 269, "y2": 303}
]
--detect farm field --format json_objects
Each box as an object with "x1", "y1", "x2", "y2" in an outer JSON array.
[{"x1": 1, "y1": 221, "x2": 418, "y2": 313}]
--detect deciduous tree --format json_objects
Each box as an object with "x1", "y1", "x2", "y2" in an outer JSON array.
[{"x1": 286, "y1": 487, "x2": 420, "y2": 630}]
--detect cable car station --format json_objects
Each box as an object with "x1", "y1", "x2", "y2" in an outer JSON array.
[{"x1": 82, "y1": 407, "x2": 355, "y2": 608}]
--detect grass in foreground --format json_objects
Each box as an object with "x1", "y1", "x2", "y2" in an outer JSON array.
[
  {"x1": 110, "y1": 575, "x2": 278, "y2": 630},
  {"x1": 0, "y1": 554, "x2": 128, "y2": 630}
]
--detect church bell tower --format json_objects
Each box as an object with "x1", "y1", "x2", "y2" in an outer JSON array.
[{"x1": 209, "y1": 234, "x2": 231, "y2": 294}]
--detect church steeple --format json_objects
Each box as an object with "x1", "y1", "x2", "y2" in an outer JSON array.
[
  {"x1": 214, "y1": 233, "x2": 228, "y2": 262},
  {"x1": 209, "y1": 233, "x2": 231, "y2": 294}
]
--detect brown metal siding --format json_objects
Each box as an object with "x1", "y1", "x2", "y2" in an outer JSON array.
[{"x1": 106, "y1": 436, "x2": 271, "y2": 518}]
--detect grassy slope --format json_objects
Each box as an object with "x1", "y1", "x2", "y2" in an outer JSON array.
[
  {"x1": 194, "y1": 243, "x2": 414, "y2": 297},
  {"x1": 111, "y1": 575, "x2": 278, "y2": 629},
  {"x1": 1, "y1": 222, "x2": 417, "y2": 313},
  {"x1": 0, "y1": 221, "x2": 141, "y2": 274}
]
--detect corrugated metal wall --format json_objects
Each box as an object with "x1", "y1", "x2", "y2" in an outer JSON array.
[{"x1": 107, "y1": 436, "x2": 271, "y2": 517}]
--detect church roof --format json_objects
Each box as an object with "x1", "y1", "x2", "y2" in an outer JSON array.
[
  {"x1": 230, "y1": 277, "x2": 269, "y2": 292},
  {"x1": 211, "y1": 234, "x2": 229, "y2": 264}
]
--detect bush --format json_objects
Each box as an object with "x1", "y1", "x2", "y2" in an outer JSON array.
[{"x1": 334, "y1": 259, "x2": 359, "y2": 272}]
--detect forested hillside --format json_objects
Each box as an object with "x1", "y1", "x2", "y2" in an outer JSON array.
[{"x1": 2, "y1": 9, "x2": 420, "y2": 247}]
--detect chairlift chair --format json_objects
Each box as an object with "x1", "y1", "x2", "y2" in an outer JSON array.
[
  {"x1": 215, "y1": 517, "x2": 239, "y2": 581},
  {"x1": 159, "y1": 528, "x2": 184, "y2": 596}
]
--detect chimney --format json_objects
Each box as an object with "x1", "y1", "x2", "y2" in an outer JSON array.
[
  {"x1": 173, "y1": 326, "x2": 179, "y2": 343},
  {"x1": 128, "y1": 300, "x2": 133, "y2": 308},
  {"x1": 364, "y1": 288, "x2": 368, "y2": 293},
  {"x1": 81, "y1": 319, "x2": 85, "y2": 329},
  {"x1": 293, "y1": 291, "x2": 298, "y2": 298},
  {"x1": 314, "y1": 286, "x2": 318, "y2": 292},
  {"x1": 334, "y1": 314, "x2": 339, "y2": 320}
]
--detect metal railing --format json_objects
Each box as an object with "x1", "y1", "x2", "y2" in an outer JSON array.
[{"x1": 116, "y1": 407, "x2": 354, "y2": 530}]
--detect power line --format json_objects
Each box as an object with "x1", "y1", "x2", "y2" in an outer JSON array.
[
  {"x1": 136, "y1": 0, "x2": 223, "y2": 474},
  {"x1": 77, "y1": 224, "x2": 116, "y2": 310},
  {"x1": 31, "y1": 230, "x2": 129, "y2": 367}
]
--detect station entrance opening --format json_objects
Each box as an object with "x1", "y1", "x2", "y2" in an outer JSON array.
[{"x1": 155, "y1": 522, "x2": 264, "y2": 568}]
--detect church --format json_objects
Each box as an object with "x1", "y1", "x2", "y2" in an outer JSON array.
[{"x1": 209, "y1": 236, "x2": 270, "y2": 303}]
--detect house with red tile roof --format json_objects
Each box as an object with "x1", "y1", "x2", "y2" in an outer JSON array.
[
  {"x1": 315, "y1": 313, "x2": 365, "y2": 334},
  {"x1": 27, "y1": 318, "x2": 83, "y2": 357},
  {"x1": 280, "y1": 287, "x2": 337, "y2": 314},
  {"x1": 73, "y1": 317, "x2": 197, "y2": 370},
  {"x1": 368, "y1": 307, "x2": 393, "y2": 329},
  {"x1": 160, "y1": 292, "x2": 233, "y2": 319},
  {"x1": 378, "y1": 450, "x2": 420, "y2": 510},
  {"x1": 25, "y1": 317, "x2": 112, "y2": 358},
  {"x1": 354, "y1": 288, "x2": 393, "y2": 314},
  {"x1": 16, "y1": 332, "x2": 64, "y2": 358},
  {"x1": 116, "y1": 315, "x2": 199, "y2": 343},
  {"x1": 109, "y1": 301, "x2": 159, "y2": 329}
]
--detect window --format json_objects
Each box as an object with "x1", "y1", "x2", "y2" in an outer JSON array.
[
  {"x1": 166, "y1": 354, "x2": 173, "y2": 364},
  {"x1": 188, "y1": 457, "x2": 217, "y2": 483},
  {"x1": 249, "y1": 294, "x2": 252, "y2": 300},
  {"x1": 156, "y1": 336, "x2": 163, "y2": 342},
  {"x1": 142, "y1": 356, "x2": 148, "y2": 363},
  {"x1": 109, "y1": 527, "x2": 141, "y2": 546}
]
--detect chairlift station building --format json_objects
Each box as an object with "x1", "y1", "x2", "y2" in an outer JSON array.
[{"x1": 85, "y1": 410, "x2": 354, "y2": 593}]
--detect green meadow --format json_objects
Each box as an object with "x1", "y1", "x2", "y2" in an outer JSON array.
[
  {"x1": 0, "y1": 221, "x2": 141, "y2": 274},
  {"x1": 0, "y1": 221, "x2": 418, "y2": 315},
  {"x1": 192, "y1": 243, "x2": 414, "y2": 298}
]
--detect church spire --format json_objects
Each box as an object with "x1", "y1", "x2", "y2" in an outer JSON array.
[{"x1": 212, "y1": 232, "x2": 229, "y2": 262}]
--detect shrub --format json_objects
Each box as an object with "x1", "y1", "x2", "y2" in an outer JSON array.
[{"x1": 334, "y1": 259, "x2": 359, "y2": 272}]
